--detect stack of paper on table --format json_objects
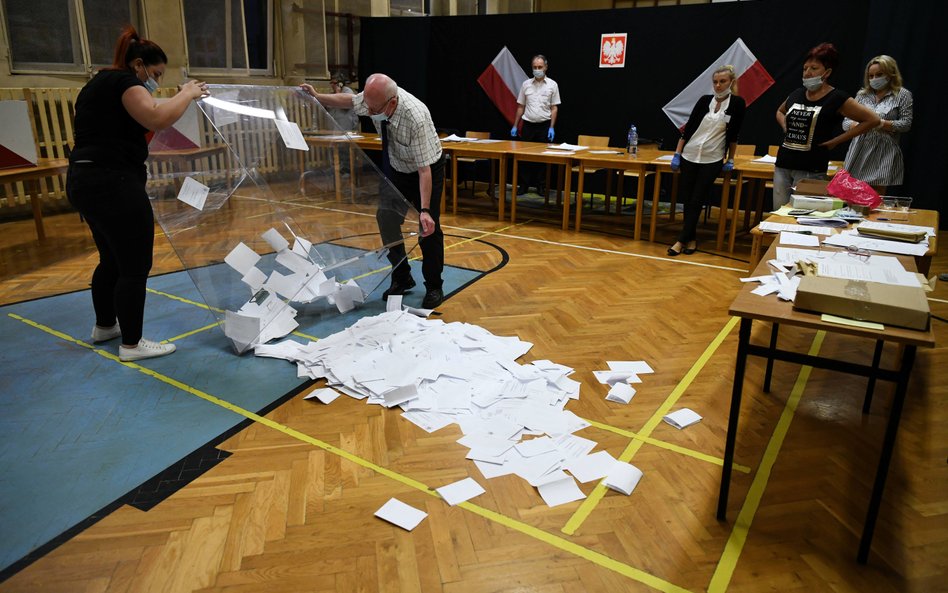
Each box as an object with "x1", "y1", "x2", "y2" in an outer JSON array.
[{"x1": 547, "y1": 143, "x2": 589, "y2": 151}]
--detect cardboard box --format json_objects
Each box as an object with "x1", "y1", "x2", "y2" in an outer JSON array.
[
  {"x1": 794, "y1": 178, "x2": 831, "y2": 196},
  {"x1": 794, "y1": 276, "x2": 930, "y2": 330}
]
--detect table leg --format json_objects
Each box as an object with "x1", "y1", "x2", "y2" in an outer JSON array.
[
  {"x1": 28, "y1": 179, "x2": 46, "y2": 241},
  {"x1": 719, "y1": 317, "x2": 752, "y2": 520},
  {"x1": 574, "y1": 163, "x2": 585, "y2": 232},
  {"x1": 561, "y1": 161, "x2": 572, "y2": 230},
  {"x1": 862, "y1": 340, "x2": 885, "y2": 413},
  {"x1": 716, "y1": 171, "x2": 733, "y2": 251},
  {"x1": 349, "y1": 145, "x2": 356, "y2": 198},
  {"x1": 632, "y1": 171, "x2": 646, "y2": 241},
  {"x1": 511, "y1": 158, "x2": 519, "y2": 224},
  {"x1": 763, "y1": 323, "x2": 779, "y2": 393},
  {"x1": 728, "y1": 172, "x2": 743, "y2": 253},
  {"x1": 857, "y1": 344, "x2": 915, "y2": 564},
  {"x1": 498, "y1": 156, "x2": 507, "y2": 222},
  {"x1": 333, "y1": 146, "x2": 342, "y2": 202},
  {"x1": 650, "y1": 169, "x2": 662, "y2": 242},
  {"x1": 452, "y1": 153, "x2": 459, "y2": 214}
]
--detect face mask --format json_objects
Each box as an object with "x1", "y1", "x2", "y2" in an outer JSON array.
[
  {"x1": 869, "y1": 76, "x2": 889, "y2": 91},
  {"x1": 143, "y1": 77, "x2": 159, "y2": 94},
  {"x1": 802, "y1": 75, "x2": 824, "y2": 91},
  {"x1": 714, "y1": 89, "x2": 730, "y2": 99},
  {"x1": 370, "y1": 112, "x2": 388, "y2": 123},
  {"x1": 533, "y1": 69, "x2": 545, "y2": 79}
]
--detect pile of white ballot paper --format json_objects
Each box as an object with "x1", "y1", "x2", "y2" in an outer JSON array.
[{"x1": 256, "y1": 310, "x2": 645, "y2": 507}]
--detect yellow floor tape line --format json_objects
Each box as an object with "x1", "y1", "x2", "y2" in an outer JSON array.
[
  {"x1": 707, "y1": 331, "x2": 825, "y2": 592},
  {"x1": 10, "y1": 312, "x2": 692, "y2": 593},
  {"x1": 562, "y1": 316, "x2": 740, "y2": 536}
]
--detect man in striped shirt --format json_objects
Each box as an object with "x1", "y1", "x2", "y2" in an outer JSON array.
[{"x1": 302, "y1": 74, "x2": 446, "y2": 309}]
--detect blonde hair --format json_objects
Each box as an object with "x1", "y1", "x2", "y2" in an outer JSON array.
[
  {"x1": 862, "y1": 54, "x2": 903, "y2": 94},
  {"x1": 714, "y1": 64, "x2": 739, "y2": 96}
]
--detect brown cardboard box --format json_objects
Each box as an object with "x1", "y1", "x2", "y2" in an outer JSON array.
[
  {"x1": 794, "y1": 276, "x2": 930, "y2": 330},
  {"x1": 795, "y1": 178, "x2": 831, "y2": 196}
]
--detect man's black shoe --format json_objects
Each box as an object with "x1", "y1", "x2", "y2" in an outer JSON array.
[
  {"x1": 421, "y1": 288, "x2": 444, "y2": 309},
  {"x1": 382, "y1": 277, "x2": 416, "y2": 300}
]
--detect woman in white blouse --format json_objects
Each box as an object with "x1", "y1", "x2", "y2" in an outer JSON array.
[
  {"x1": 667, "y1": 65, "x2": 746, "y2": 256},
  {"x1": 843, "y1": 55, "x2": 913, "y2": 194}
]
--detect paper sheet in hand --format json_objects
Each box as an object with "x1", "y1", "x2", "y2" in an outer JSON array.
[
  {"x1": 435, "y1": 478, "x2": 485, "y2": 505},
  {"x1": 663, "y1": 408, "x2": 702, "y2": 429},
  {"x1": 176, "y1": 176, "x2": 210, "y2": 210},
  {"x1": 374, "y1": 498, "x2": 427, "y2": 531},
  {"x1": 604, "y1": 462, "x2": 643, "y2": 495}
]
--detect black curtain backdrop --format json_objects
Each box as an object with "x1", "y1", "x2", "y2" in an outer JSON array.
[{"x1": 359, "y1": 0, "x2": 941, "y2": 223}]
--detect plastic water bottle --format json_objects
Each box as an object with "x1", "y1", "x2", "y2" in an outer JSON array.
[{"x1": 627, "y1": 124, "x2": 638, "y2": 156}]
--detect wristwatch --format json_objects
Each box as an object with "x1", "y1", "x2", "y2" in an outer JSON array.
[{"x1": 419, "y1": 208, "x2": 431, "y2": 214}]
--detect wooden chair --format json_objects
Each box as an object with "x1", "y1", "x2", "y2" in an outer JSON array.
[
  {"x1": 455, "y1": 130, "x2": 494, "y2": 197},
  {"x1": 572, "y1": 134, "x2": 611, "y2": 210}
]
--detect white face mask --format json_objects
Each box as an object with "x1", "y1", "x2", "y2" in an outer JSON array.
[
  {"x1": 802, "y1": 75, "x2": 824, "y2": 91},
  {"x1": 869, "y1": 76, "x2": 889, "y2": 91},
  {"x1": 533, "y1": 69, "x2": 545, "y2": 79},
  {"x1": 370, "y1": 112, "x2": 388, "y2": 123},
  {"x1": 714, "y1": 89, "x2": 730, "y2": 99}
]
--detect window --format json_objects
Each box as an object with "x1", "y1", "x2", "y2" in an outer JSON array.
[
  {"x1": 182, "y1": 0, "x2": 272, "y2": 76},
  {"x1": 1, "y1": 0, "x2": 141, "y2": 73}
]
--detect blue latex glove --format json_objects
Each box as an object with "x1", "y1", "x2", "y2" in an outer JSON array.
[
  {"x1": 510, "y1": 125, "x2": 518, "y2": 137},
  {"x1": 722, "y1": 159, "x2": 735, "y2": 172},
  {"x1": 547, "y1": 127, "x2": 555, "y2": 142},
  {"x1": 670, "y1": 153, "x2": 681, "y2": 172}
]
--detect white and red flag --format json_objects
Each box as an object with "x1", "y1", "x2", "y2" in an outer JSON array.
[
  {"x1": 662, "y1": 38, "x2": 774, "y2": 130},
  {"x1": 0, "y1": 100, "x2": 37, "y2": 169},
  {"x1": 477, "y1": 46, "x2": 529, "y2": 127}
]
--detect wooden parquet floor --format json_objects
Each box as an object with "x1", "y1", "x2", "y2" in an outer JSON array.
[{"x1": 1, "y1": 197, "x2": 946, "y2": 593}]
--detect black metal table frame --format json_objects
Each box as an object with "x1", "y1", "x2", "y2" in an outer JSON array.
[{"x1": 717, "y1": 318, "x2": 917, "y2": 564}]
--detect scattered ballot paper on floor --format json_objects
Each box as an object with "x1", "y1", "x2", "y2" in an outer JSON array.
[
  {"x1": 604, "y1": 462, "x2": 644, "y2": 495},
  {"x1": 374, "y1": 498, "x2": 427, "y2": 531},
  {"x1": 663, "y1": 408, "x2": 702, "y2": 429},
  {"x1": 303, "y1": 387, "x2": 340, "y2": 404},
  {"x1": 536, "y1": 473, "x2": 586, "y2": 507},
  {"x1": 606, "y1": 382, "x2": 636, "y2": 404},
  {"x1": 435, "y1": 478, "x2": 486, "y2": 506}
]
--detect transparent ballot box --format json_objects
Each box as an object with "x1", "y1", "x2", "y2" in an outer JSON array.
[{"x1": 147, "y1": 85, "x2": 417, "y2": 353}]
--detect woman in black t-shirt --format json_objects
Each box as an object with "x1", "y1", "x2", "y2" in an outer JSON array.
[
  {"x1": 773, "y1": 43, "x2": 879, "y2": 208},
  {"x1": 67, "y1": 26, "x2": 206, "y2": 362}
]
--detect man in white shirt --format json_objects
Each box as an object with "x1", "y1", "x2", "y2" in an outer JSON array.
[{"x1": 511, "y1": 55, "x2": 561, "y2": 195}]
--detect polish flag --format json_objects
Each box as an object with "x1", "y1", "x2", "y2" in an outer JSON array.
[
  {"x1": 477, "y1": 46, "x2": 529, "y2": 127},
  {"x1": 662, "y1": 38, "x2": 774, "y2": 130},
  {"x1": 148, "y1": 101, "x2": 201, "y2": 151},
  {"x1": 0, "y1": 101, "x2": 37, "y2": 169}
]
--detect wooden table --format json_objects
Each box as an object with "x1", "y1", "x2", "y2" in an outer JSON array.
[
  {"x1": 447, "y1": 139, "x2": 515, "y2": 220},
  {"x1": 0, "y1": 158, "x2": 69, "y2": 240},
  {"x1": 721, "y1": 240, "x2": 935, "y2": 564},
  {"x1": 726, "y1": 156, "x2": 776, "y2": 253},
  {"x1": 508, "y1": 143, "x2": 575, "y2": 230},
  {"x1": 749, "y1": 207, "x2": 940, "y2": 274},
  {"x1": 303, "y1": 132, "x2": 365, "y2": 201},
  {"x1": 572, "y1": 148, "x2": 661, "y2": 240}
]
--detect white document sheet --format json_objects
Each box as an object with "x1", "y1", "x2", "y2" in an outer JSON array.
[
  {"x1": 606, "y1": 360, "x2": 654, "y2": 374},
  {"x1": 176, "y1": 176, "x2": 210, "y2": 210},
  {"x1": 816, "y1": 260, "x2": 921, "y2": 287},
  {"x1": 564, "y1": 450, "x2": 617, "y2": 483},
  {"x1": 224, "y1": 242, "x2": 261, "y2": 275},
  {"x1": 606, "y1": 382, "x2": 636, "y2": 404},
  {"x1": 759, "y1": 221, "x2": 833, "y2": 235},
  {"x1": 386, "y1": 294, "x2": 403, "y2": 312},
  {"x1": 303, "y1": 387, "x2": 340, "y2": 404},
  {"x1": 240, "y1": 267, "x2": 267, "y2": 292},
  {"x1": 604, "y1": 462, "x2": 643, "y2": 495},
  {"x1": 400, "y1": 411, "x2": 454, "y2": 433},
  {"x1": 274, "y1": 120, "x2": 309, "y2": 151},
  {"x1": 779, "y1": 231, "x2": 820, "y2": 247},
  {"x1": 435, "y1": 478, "x2": 486, "y2": 505},
  {"x1": 537, "y1": 474, "x2": 586, "y2": 507},
  {"x1": 663, "y1": 408, "x2": 702, "y2": 429},
  {"x1": 374, "y1": 498, "x2": 427, "y2": 531},
  {"x1": 751, "y1": 154, "x2": 777, "y2": 164},
  {"x1": 515, "y1": 436, "x2": 558, "y2": 457},
  {"x1": 261, "y1": 228, "x2": 290, "y2": 252},
  {"x1": 822, "y1": 231, "x2": 930, "y2": 257},
  {"x1": 547, "y1": 143, "x2": 589, "y2": 151}
]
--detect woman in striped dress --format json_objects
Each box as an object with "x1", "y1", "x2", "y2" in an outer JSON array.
[{"x1": 843, "y1": 55, "x2": 913, "y2": 194}]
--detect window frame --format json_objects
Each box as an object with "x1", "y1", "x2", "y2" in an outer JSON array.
[{"x1": 180, "y1": 0, "x2": 274, "y2": 78}]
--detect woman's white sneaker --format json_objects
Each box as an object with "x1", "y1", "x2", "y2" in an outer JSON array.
[
  {"x1": 91, "y1": 323, "x2": 122, "y2": 343},
  {"x1": 119, "y1": 338, "x2": 176, "y2": 362}
]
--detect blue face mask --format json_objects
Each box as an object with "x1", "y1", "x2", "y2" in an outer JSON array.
[
  {"x1": 370, "y1": 112, "x2": 388, "y2": 123},
  {"x1": 143, "y1": 77, "x2": 159, "y2": 94},
  {"x1": 533, "y1": 69, "x2": 545, "y2": 79},
  {"x1": 869, "y1": 76, "x2": 889, "y2": 91}
]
